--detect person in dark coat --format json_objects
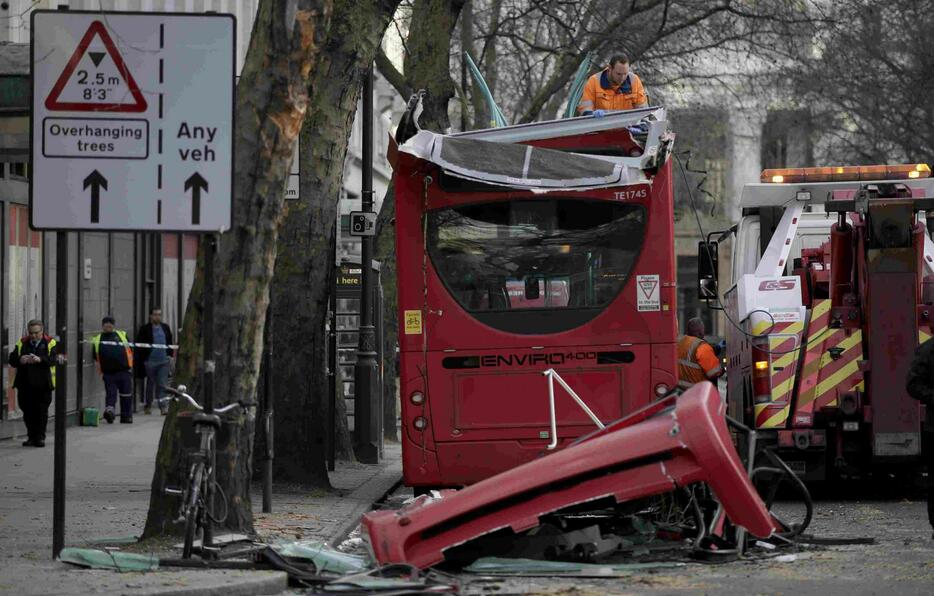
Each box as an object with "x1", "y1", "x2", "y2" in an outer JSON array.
[
  {"x1": 91, "y1": 316, "x2": 134, "y2": 423},
  {"x1": 906, "y1": 338, "x2": 934, "y2": 538},
  {"x1": 135, "y1": 307, "x2": 174, "y2": 415},
  {"x1": 8, "y1": 320, "x2": 60, "y2": 447}
]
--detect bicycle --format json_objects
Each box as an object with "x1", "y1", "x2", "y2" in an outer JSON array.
[{"x1": 160, "y1": 384, "x2": 253, "y2": 558}]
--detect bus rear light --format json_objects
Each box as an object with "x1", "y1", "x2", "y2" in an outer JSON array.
[
  {"x1": 410, "y1": 391, "x2": 425, "y2": 405},
  {"x1": 654, "y1": 383, "x2": 670, "y2": 397},
  {"x1": 413, "y1": 416, "x2": 428, "y2": 431},
  {"x1": 754, "y1": 360, "x2": 768, "y2": 371}
]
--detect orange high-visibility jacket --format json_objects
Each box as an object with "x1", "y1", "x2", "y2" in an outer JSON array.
[
  {"x1": 578, "y1": 69, "x2": 647, "y2": 114},
  {"x1": 677, "y1": 335, "x2": 721, "y2": 389}
]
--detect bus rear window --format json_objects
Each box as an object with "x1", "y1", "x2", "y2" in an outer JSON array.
[{"x1": 428, "y1": 198, "x2": 646, "y2": 323}]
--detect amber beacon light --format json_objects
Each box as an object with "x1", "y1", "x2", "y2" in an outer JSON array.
[{"x1": 761, "y1": 163, "x2": 931, "y2": 184}]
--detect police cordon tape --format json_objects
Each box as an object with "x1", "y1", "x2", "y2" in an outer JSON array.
[{"x1": 79, "y1": 340, "x2": 180, "y2": 349}]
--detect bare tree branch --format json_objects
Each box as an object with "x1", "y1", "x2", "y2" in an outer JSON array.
[{"x1": 376, "y1": 46, "x2": 412, "y2": 97}]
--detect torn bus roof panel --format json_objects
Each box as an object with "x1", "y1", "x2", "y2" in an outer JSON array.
[
  {"x1": 390, "y1": 94, "x2": 668, "y2": 175},
  {"x1": 454, "y1": 106, "x2": 666, "y2": 147},
  {"x1": 452, "y1": 106, "x2": 669, "y2": 169},
  {"x1": 361, "y1": 383, "x2": 780, "y2": 569},
  {"x1": 398, "y1": 130, "x2": 630, "y2": 189}
]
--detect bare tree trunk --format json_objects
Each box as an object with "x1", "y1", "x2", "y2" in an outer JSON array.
[
  {"x1": 142, "y1": 0, "x2": 332, "y2": 538},
  {"x1": 476, "y1": 0, "x2": 501, "y2": 128},
  {"x1": 269, "y1": 0, "x2": 401, "y2": 486},
  {"x1": 375, "y1": 0, "x2": 467, "y2": 444},
  {"x1": 401, "y1": 0, "x2": 468, "y2": 130},
  {"x1": 459, "y1": 0, "x2": 481, "y2": 131}
]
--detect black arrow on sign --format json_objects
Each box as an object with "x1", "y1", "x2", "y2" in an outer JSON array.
[
  {"x1": 184, "y1": 172, "x2": 208, "y2": 225},
  {"x1": 83, "y1": 170, "x2": 107, "y2": 224}
]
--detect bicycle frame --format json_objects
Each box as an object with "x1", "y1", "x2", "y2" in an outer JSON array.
[{"x1": 161, "y1": 385, "x2": 244, "y2": 559}]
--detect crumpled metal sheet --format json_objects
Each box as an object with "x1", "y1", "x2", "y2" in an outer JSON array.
[
  {"x1": 362, "y1": 383, "x2": 781, "y2": 569},
  {"x1": 59, "y1": 547, "x2": 160, "y2": 571},
  {"x1": 271, "y1": 540, "x2": 370, "y2": 574}
]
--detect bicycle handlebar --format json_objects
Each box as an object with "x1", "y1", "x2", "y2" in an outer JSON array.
[{"x1": 160, "y1": 385, "x2": 255, "y2": 414}]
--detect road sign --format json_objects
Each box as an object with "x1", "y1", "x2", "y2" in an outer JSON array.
[
  {"x1": 636, "y1": 274, "x2": 660, "y2": 312},
  {"x1": 44, "y1": 20, "x2": 147, "y2": 113},
  {"x1": 349, "y1": 211, "x2": 377, "y2": 236},
  {"x1": 31, "y1": 10, "x2": 235, "y2": 231}
]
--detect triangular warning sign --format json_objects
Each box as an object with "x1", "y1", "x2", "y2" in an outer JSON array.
[
  {"x1": 45, "y1": 20, "x2": 147, "y2": 113},
  {"x1": 638, "y1": 278, "x2": 658, "y2": 299}
]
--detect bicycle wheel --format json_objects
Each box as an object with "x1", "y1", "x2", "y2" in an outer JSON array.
[{"x1": 182, "y1": 462, "x2": 205, "y2": 559}]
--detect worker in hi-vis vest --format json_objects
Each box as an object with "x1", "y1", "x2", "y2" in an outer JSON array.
[
  {"x1": 677, "y1": 317, "x2": 723, "y2": 390},
  {"x1": 91, "y1": 316, "x2": 134, "y2": 424},
  {"x1": 8, "y1": 319, "x2": 63, "y2": 447},
  {"x1": 577, "y1": 53, "x2": 648, "y2": 117}
]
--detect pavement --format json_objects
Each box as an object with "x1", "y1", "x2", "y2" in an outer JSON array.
[{"x1": 0, "y1": 413, "x2": 402, "y2": 595}]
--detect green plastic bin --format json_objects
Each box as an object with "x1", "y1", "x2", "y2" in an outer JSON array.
[{"x1": 81, "y1": 407, "x2": 100, "y2": 427}]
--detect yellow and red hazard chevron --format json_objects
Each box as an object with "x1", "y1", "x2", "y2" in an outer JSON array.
[
  {"x1": 759, "y1": 303, "x2": 934, "y2": 431},
  {"x1": 751, "y1": 316, "x2": 805, "y2": 429},
  {"x1": 794, "y1": 299, "x2": 863, "y2": 422}
]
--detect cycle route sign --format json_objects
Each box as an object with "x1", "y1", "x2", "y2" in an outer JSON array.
[{"x1": 30, "y1": 10, "x2": 235, "y2": 232}]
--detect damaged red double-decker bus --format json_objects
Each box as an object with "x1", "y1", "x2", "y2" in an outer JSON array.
[{"x1": 391, "y1": 106, "x2": 679, "y2": 490}]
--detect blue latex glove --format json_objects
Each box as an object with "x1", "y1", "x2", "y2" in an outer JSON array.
[{"x1": 593, "y1": 109, "x2": 606, "y2": 118}]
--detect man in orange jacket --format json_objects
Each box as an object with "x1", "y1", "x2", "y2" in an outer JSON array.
[
  {"x1": 577, "y1": 54, "x2": 648, "y2": 117},
  {"x1": 677, "y1": 317, "x2": 723, "y2": 390}
]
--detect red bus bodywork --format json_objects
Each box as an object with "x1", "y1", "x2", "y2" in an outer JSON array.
[
  {"x1": 394, "y1": 111, "x2": 678, "y2": 488},
  {"x1": 363, "y1": 382, "x2": 781, "y2": 569}
]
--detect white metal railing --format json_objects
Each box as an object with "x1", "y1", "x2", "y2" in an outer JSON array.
[{"x1": 542, "y1": 368, "x2": 605, "y2": 450}]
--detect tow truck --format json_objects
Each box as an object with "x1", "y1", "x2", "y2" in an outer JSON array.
[{"x1": 700, "y1": 163, "x2": 934, "y2": 480}]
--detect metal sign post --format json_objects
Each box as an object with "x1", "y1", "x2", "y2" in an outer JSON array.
[
  {"x1": 31, "y1": 9, "x2": 234, "y2": 558},
  {"x1": 352, "y1": 67, "x2": 379, "y2": 464},
  {"x1": 201, "y1": 233, "x2": 216, "y2": 549},
  {"x1": 52, "y1": 231, "x2": 68, "y2": 559}
]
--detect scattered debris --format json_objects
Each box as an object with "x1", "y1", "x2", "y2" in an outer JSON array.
[
  {"x1": 463, "y1": 557, "x2": 684, "y2": 577},
  {"x1": 84, "y1": 535, "x2": 140, "y2": 546},
  {"x1": 362, "y1": 385, "x2": 781, "y2": 569},
  {"x1": 55, "y1": 383, "x2": 866, "y2": 588},
  {"x1": 316, "y1": 566, "x2": 458, "y2": 593},
  {"x1": 797, "y1": 535, "x2": 876, "y2": 546},
  {"x1": 172, "y1": 532, "x2": 252, "y2": 550},
  {"x1": 271, "y1": 540, "x2": 370, "y2": 574},
  {"x1": 59, "y1": 547, "x2": 159, "y2": 571}
]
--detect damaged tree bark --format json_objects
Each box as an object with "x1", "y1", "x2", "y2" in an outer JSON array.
[
  {"x1": 268, "y1": 0, "x2": 401, "y2": 486},
  {"x1": 142, "y1": 0, "x2": 333, "y2": 538}
]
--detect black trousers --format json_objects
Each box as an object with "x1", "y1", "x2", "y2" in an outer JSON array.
[{"x1": 18, "y1": 387, "x2": 52, "y2": 442}]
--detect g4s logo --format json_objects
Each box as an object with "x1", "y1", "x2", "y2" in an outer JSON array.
[{"x1": 758, "y1": 279, "x2": 796, "y2": 291}]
